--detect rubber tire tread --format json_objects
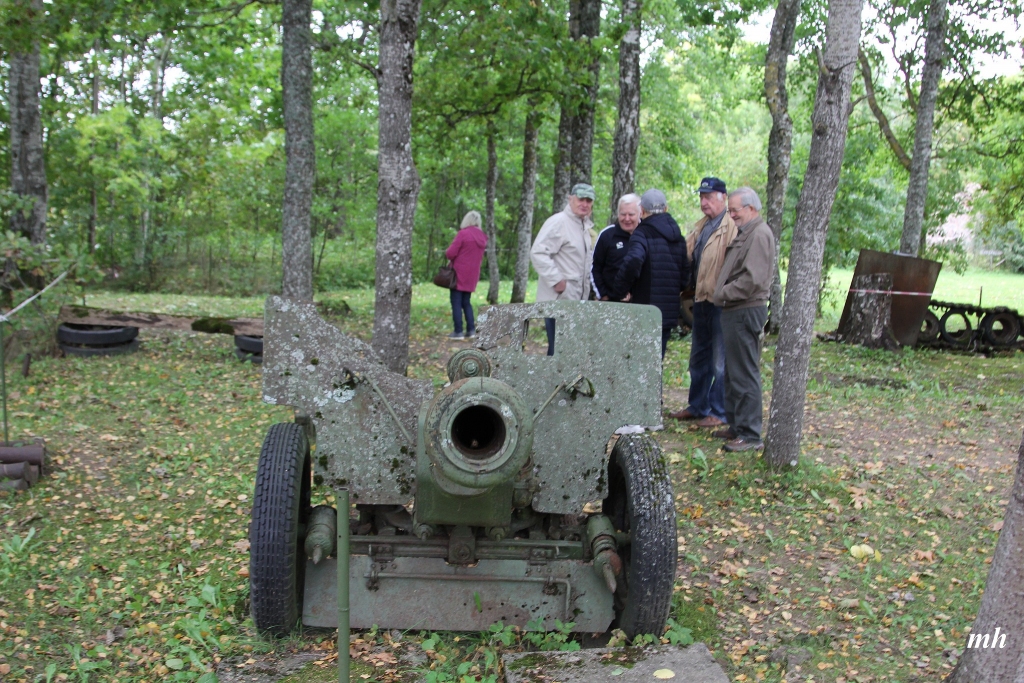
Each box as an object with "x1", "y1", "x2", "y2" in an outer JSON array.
[
  {"x1": 606, "y1": 434, "x2": 677, "y2": 639},
  {"x1": 235, "y1": 347, "x2": 263, "y2": 365},
  {"x1": 939, "y1": 310, "x2": 972, "y2": 345},
  {"x1": 249, "y1": 423, "x2": 311, "y2": 636},
  {"x1": 58, "y1": 324, "x2": 138, "y2": 345},
  {"x1": 981, "y1": 311, "x2": 1021, "y2": 346},
  {"x1": 918, "y1": 310, "x2": 940, "y2": 344},
  {"x1": 235, "y1": 335, "x2": 264, "y2": 354},
  {"x1": 60, "y1": 338, "x2": 140, "y2": 357}
]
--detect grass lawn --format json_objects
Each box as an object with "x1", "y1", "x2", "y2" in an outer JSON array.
[{"x1": 0, "y1": 273, "x2": 1021, "y2": 683}]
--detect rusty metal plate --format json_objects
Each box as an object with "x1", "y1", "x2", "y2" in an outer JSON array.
[
  {"x1": 837, "y1": 249, "x2": 942, "y2": 346},
  {"x1": 302, "y1": 555, "x2": 614, "y2": 632},
  {"x1": 262, "y1": 296, "x2": 434, "y2": 503},
  {"x1": 475, "y1": 301, "x2": 662, "y2": 514}
]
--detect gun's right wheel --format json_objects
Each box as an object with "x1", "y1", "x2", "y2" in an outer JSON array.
[
  {"x1": 249, "y1": 423, "x2": 312, "y2": 636},
  {"x1": 603, "y1": 433, "x2": 677, "y2": 640}
]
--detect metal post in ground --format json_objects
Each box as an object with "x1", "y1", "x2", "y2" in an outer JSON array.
[
  {"x1": 337, "y1": 487, "x2": 350, "y2": 683},
  {"x1": 0, "y1": 320, "x2": 8, "y2": 444}
]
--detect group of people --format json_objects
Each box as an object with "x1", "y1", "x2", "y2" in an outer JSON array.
[{"x1": 442, "y1": 176, "x2": 776, "y2": 452}]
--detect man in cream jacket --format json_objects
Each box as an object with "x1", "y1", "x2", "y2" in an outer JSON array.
[{"x1": 530, "y1": 183, "x2": 597, "y2": 355}]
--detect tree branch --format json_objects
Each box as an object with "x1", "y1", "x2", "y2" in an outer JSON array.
[{"x1": 858, "y1": 48, "x2": 912, "y2": 172}]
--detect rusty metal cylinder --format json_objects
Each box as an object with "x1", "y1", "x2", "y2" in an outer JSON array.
[
  {"x1": 0, "y1": 461, "x2": 39, "y2": 485},
  {"x1": 304, "y1": 505, "x2": 337, "y2": 565},
  {"x1": 0, "y1": 445, "x2": 46, "y2": 474},
  {"x1": 423, "y1": 376, "x2": 533, "y2": 490}
]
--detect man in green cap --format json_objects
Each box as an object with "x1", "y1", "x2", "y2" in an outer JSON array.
[{"x1": 531, "y1": 183, "x2": 597, "y2": 354}]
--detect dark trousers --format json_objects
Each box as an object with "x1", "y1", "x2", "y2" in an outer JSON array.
[
  {"x1": 686, "y1": 301, "x2": 727, "y2": 421},
  {"x1": 545, "y1": 318, "x2": 556, "y2": 356},
  {"x1": 450, "y1": 290, "x2": 474, "y2": 334},
  {"x1": 721, "y1": 305, "x2": 768, "y2": 441},
  {"x1": 661, "y1": 326, "x2": 674, "y2": 359}
]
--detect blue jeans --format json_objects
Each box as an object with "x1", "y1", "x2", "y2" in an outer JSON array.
[
  {"x1": 686, "y1": 301, "x2": 726, "y2": 421},
  {"x1": 450, "y1": 290, "x2": 474, "y2": 334}
]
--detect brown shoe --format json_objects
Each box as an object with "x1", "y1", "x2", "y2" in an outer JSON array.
[
  {"x1": 712, "y1": 428, "x2": 737, "y2": 439},
  {"x1": 668, "y1": 408, "x2": 701, "y2": 420},
  {"x1": 696, "y1": 416, "x2": 725, "y2": 428},
  {"x1": 724, "y1": 437, "x2": 764, "y2": 452}
]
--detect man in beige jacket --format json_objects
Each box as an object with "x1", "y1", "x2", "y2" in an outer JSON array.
[
  {"x1": 530, "y1": 183, "x2": 597, "y2": 355},
  {"x1": 712, "y1": 187, "x2": 775, "y2": 452},
  {"x1": 668, "y1": 177, "x2": 737, "y2": 428}
]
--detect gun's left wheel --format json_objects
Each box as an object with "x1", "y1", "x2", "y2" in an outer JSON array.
[
  {"x1": 603, "y1": 433, "x2": 677, "y2": 640},
  {"x1": 249, "y1": 423, "x2": 312, "y2": 636}
]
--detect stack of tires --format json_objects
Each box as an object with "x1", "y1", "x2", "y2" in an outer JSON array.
[
  {"x1": 58, "y1": 324, "x2": 140, "y2": 357},
  {"x1": 235, "y1": 335, "x2": 264, "y2": 364}
]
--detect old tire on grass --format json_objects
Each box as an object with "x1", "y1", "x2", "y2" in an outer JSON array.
[
  {"x1": 250, "y1": 423, "x2": 312, "y2": 637},
  {"x1": 57, "y1": 323, "x2": 138, "y2": 346},
  {"x1": 981, "y1": 310, "x2": 1021, "y2": 347},
  {"x1": 603, "y1": 433, "x2": 677, "y2": 640},
  {"x1": 60, "y1": 338, "x2": 140, "y2": 357},
  {"x1": 918, "y1": 310, "x2": 940, "y2": 344},
  {"x1": 235, "y1": 335, "x2": 264, "y2": 354},
  {"x1": 939, "y1": 309, "x2": 972, "y2": 346},
  {"x1": 235, "y1": 347, "x2": 263, "y2": 365}
]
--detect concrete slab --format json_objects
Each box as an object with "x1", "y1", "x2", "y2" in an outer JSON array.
[{"x1": 502, "y1": 644, "x2": 729, "y2": 683}]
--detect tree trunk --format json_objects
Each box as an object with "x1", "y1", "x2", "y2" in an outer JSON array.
[
  {"x1": 485, "y1": 126, "x2": 500, "y2": 305},
  {"x1": 511, "y1": 108, "x2": 541, "y2": 304},
  {"x1": 570, "y1": 0, "x2": 601, "y2": 185},
  {"x1": 764, "y1": 0, "x2": 864, "y2": 469},
  {"x1": 552, "y1": 107, "x2": 573, "y2": 213},
  {"x1": 610, "y1": 0, "x2": 641, "y2": 223},
  {"x1": 835, "y1": 273, "x2": 899, "y2": 350},
  {"x1": 899, "y1": 0, "x2": 948, "y2": 257},
  {"x1": 763, "y1": 0, "x2": 802, "y2": 334},
  {"x1": 280, "y1": 0, "x2": 316, "y2": 302},
  {"x1": 8, "y1": 1, "x2": 48, "y2": 246},
  {"x1": 372, "y1": 0, "x2": 423, "y2": 374},
  {"x1": 945, "y1": 431, "x2": 1024, "y2": 682},
  {"x1": 89, "y1": 40, "x2": 100, "y2": 253}
]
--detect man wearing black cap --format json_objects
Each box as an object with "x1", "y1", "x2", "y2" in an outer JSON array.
[
  {"x1": 668, "y1": 177, "x2": 737, "y2": 428},
  {"x1": 608, "y1": 189, "x2": 690, "y2": 358}
]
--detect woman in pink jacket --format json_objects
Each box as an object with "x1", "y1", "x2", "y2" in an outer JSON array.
[{"x1": 444, "y1": 210, "x2": 488, "y2": 340}]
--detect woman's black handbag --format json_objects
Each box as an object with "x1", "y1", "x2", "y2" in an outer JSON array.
[{"x1": 433, "y1": 262, "x2": 458, "y2": 290}]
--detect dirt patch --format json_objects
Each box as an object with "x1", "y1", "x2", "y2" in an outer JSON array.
[{"x1": 216, "y1": 652, "x2": 323, "y2": 683}]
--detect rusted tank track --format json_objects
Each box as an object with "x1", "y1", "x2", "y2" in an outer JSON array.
[{"x1": 918, "y1": 300, "x2": 1024, "y2": 351}]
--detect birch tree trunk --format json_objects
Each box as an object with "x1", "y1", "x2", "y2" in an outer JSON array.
[
  {"x1": 764, "y1": 0, "x2": 864, "y2": 469},
  {"x1": 511, "y1": 108, "x2": 541, "y2": 304},
  {"x1": 89, "y1": 40, "x2": 100, "y2": 253},
  {"x1": 763, "y1": 0, "x2": 802, "y2": 334},
  {"x1": 485, "y1": 128, "x2": 500, "y2": 304},
  {"x1": 280, "y1": 0, "x2": 315, "y2": 302},
  {"x1": 8, "y1": 0, "x2": 48, "y2": 246},
  {"x1": 610, "y1": 0, "x2": 641, "y2": 223},
  {"x1": 899, "y1": 0, "x2": 948, "y2": 256},
  {"x1": 372, "y1": 0, "x2": 423, "y2": 374},
  {"x1": 552, "y1": 108, "x2": 572, "y2": 213},
  {"x1": 570, "y1": 0, "x2": 601, "y2": 185},
  {"x1": 945, "y1": 431, "x2": 1024, "y2": 682}
]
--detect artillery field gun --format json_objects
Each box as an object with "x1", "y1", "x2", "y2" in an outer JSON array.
[{"x1": 248, "y1": 297, "x2": 677, "y2": 650}]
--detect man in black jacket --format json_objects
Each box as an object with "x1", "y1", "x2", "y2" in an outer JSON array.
[
  {"x1": 591, "y1": 193, "x2": 642, "y2": 300},
  {"x1": 609, "y1": 189, "x2": 691, "y2": 358}
]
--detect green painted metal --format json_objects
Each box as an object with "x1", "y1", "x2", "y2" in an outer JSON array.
[
  {"x1": 304, "y1": 554, "x2": 615, "y2": 632},
  {"x1": 305, "y1": 505, "x2": 337, "y2": 566},
  {"x1": 261, "y1": 297, "x2": 667, "y2": 635}
]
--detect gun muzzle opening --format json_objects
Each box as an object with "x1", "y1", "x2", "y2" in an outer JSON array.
[
  {"x1": 425, "y1": 377, "x2": 534, "y2": 490},
  {"x1": 451, "y1": 405, "x2": 507, "y2": 460}
]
